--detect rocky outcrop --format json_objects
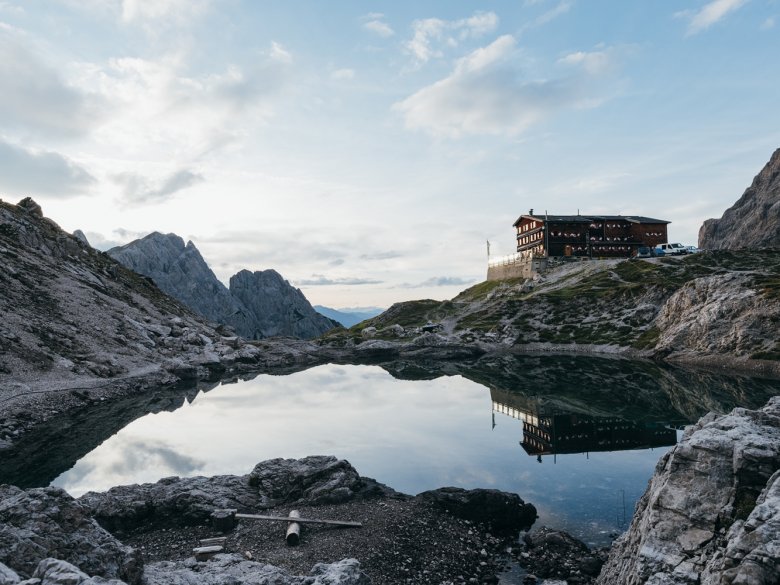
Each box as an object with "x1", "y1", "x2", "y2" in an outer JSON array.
[
  {"x1": 108, "y1": 234, "x2": 336, "y2": 340},
  {"x1": 597, "y1": 397, "x2": 780, "y2": 585},
  {"x1": 0, "y1": 485, "x2": 142, "y2": 584},
  {"x1": 653, "y1": 272, "x2": 780, "y2": 361},
  {"x1": 79, "y1": 456, "x2": 397, "y2": 534},
  {"x1": 699, "y1": 148, "x2": 780, "y2": 249},
  {"x1": 415, "y1": 487, "x2": 537, "y2": 533},
  {"x1": 229, "y1": 270, "x2": 337, "y2": 339},
  {"x1": 144, "y1": 555, "x2": 370, "y2": 585}
]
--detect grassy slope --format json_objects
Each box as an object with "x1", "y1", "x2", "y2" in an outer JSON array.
[{"x1": 322, "y1": 251, "x2": 780, "y2": 353}]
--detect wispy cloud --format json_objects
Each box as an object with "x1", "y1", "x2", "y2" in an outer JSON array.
[
  {"x1": 680, "y1": 0, "x2": 750, "y2": 36},
  {"x1": 761, "y1": 16, "x2": 775, "y2": 30},
  {"x1": 405, "y1": 11, "x2": 499, "y2": 66},
  {"x1": 395, "y1": 36, "x2": 621, "y2": 138},
  {"x1": 113, "y1": 168, "x2": 204, "y2": 205},
  {"x1": 0, "y1": 139, "x2": 95, "y2": 196},
  {"x1": 297, "y1": 275, "x2": 383, "y2": 286},
  {"x1": 399, "y1": 276, "x2": 476, "y2": 288},
  {"x1": 364, "y1": 18, "x2": 394, "y2": 38}
]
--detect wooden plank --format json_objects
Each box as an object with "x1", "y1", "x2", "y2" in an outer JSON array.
[
  {"x1": 235, "y1": 513, "x2": 362, "y2": 528},
  {"x1": 286, "y1": 509, "x2": 301, "y2": 546},
  {"x1": 199, "y1": 537, "x2": 227, "y2": 546},
  {"x1": 193, "y1": 545, "x2": 223, "y2": 561}
]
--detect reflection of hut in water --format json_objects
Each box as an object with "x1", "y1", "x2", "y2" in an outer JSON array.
[{"x1": 490, "y1": 388, "x2": 677, "y2": 457}]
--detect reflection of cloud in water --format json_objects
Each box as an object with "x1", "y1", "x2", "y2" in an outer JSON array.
[
  {"x1": 106, "y1": 438, "x2": 205, "y2": 477},
  {"x1": 53, "y1": 435, "x2": 205, "y2": 497}
]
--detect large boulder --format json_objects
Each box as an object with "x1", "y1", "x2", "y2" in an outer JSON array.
[
  {"x1": 0, "y1": 486, "x2": 142, "y2": 584},
  {"x1": 247, "y1": 456, "x2": 396, "y2": 508},
  {"x1": 597, "y1": 396, "x2": 780, "y2": 584},
  {"x1": 79, "y1": 473, "x2": 260, "y2": 534},
  {"x1": 415, "y1": 487, "x2": 537, "y2": 533},
  {"x1": 699, "y1": 148, "x2": 780, "y2": 249},
  {"x1": 144, "y1": 554, "x2": 370, "y2": 585}
]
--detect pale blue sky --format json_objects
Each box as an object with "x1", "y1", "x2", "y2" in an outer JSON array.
[{"x1": 0, "y1": 0, "x2": 778, "y2": 307}]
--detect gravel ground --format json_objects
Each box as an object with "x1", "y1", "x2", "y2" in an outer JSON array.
[
  {"x1": 122, "y1": 499, "x2": 607, "y2": 585},
  {"x1": 124, "y1": 498, "x2": 518, "y2": 585}
]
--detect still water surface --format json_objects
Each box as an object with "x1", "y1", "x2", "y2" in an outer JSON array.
[{"x1": 46, "y1": 356, "x2": 780, "y2": 546}]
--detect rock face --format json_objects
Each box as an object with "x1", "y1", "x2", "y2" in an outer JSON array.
[
  {"x1": 108, "y1": 234, "x2": 336, "y2": 340},
  {"x1": 596, "y1": 397, "x2": 780, "y2": 585},
  {"x1": 230, "y1": 269, "x2": 337, "y2": 339},
  {"x1": 699, "y1": 148, "x2": 780, "y2": 249},
  {"x1": 0, "y1": 485, "x2": 142, "y2": 584},
  {"x1": 108, "y1": 233, "x2": 244, "y2": 329}
]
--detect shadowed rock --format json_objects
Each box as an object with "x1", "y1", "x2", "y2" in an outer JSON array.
[
  {"x1": 0, "y1": 486, "x2": 142, "y2": 584},
  {"x1": 415, "y1": 487, "x2": 537, "y2": 533},
  {"x1": 699, "y1": 148, "x2": 780, "y2": 249}
]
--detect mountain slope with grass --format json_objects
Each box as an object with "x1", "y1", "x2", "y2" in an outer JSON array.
[{"x1": 320, "y1": 252, "x2": 780, "y2": 372}]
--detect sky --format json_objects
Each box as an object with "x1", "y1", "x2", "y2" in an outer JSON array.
[{"x1": 0, "y1": 0, "x2": 778, "y2": 308}]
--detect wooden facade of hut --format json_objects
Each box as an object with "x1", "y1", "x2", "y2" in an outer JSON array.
[{"x1": 513, "y1": 211, "x2": 670, "y2": 258}]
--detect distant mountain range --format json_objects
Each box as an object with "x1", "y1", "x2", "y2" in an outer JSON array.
[
  {"x1": 313, "y1": 306, "x2": 384, "y2": 328},
  {"x1": 108, "y1": 233, "x2": 337, "y2": 340}
]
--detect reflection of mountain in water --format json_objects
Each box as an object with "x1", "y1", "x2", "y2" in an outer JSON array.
[{"x1": 491, "y1": 387, "x2": 678, "y2": 458}]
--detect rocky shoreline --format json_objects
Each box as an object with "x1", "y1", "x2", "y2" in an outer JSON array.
[{"x1": 2, "y1": 455, "x2": 607, "y2": 585}]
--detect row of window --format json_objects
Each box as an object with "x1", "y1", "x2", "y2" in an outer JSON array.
[
  {"x1": 519, "y1": 221, "x2": 538, "y2": 232},
  {"x1": 518, "y1": 233, "x2": 543, "y2": 245}
]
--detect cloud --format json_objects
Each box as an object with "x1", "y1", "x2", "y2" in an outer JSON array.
[
  {"x1": 761, "y1": 16, "x2": 775, "y2": 30},
  {"x1": 120, "y1": 0, "x2": 209, "y2": 24},
  {"x1": 405, "y1": 11, "x2": 499, "y2": 66},
  {"x1": 331, "y1": 68, "x2": 355, "y2": 80},
  {"x1": 395, "y1": 36, "x2": 619, "y2": 138},
  {"x1": 359, "y1": 251, "x2": 404, "y2": 260},
  {"x1": 113, "y1": 168, "x2": 204, "y2": 205},
  {"x1": 400, "y1": 276, "x2": 477, "y2": 288},
  {"x1": 0, "y1": 139, "x2": 95, "y2": 196},
  {"x1": 682, "y1": 0, "x2": 749, "y2": 35},
  {"x1": 364, "y1": 19, "x2": 395, "y2": 38},
  {"x1": 81, "y1": 42, "x2": 294, "y2": 159},
  {"x1": 525, "y1": 1, "x2": 573, "y2": 29},
  {"x1": 296, "y1": 275, "x2": 383, "y2": 286},
  {"x1": 0, "y1": 29, "x2": 103, "y2": 139}
]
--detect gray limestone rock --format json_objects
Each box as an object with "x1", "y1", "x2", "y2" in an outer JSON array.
[
  {"x1": 79, "y1": 457, "x2": 396, "y2": 534},
  {"x1": 72, "y1": 230, "x2": 90, "y2": 247},
  {"x1": 0, "y1": 486, "x2": 142, "y2": 584},
  {"x1": 699, "y1": 148, "x2": 780, "y2": 249},
  {"x1": 144, "y1": 554, "x2": 369, "y2": 585},
  {"x1": 0, "y1": 562, "x2": 20, "y2": 585},
  {"x1": 596, "y1": 396, "x2": 780, "y2": 585},
  {"x1": 247, "y1": 455, "x2": 397, "y2": 509},
  {"x1": 229, "y1": 269, "x2": 336, "y2": 339},
  {"x1": 107, "y1": 234, "x2": 336, "y2": 340},
  {"x1": 107, "y1": 233, "x2": 244, "y2": 328}
]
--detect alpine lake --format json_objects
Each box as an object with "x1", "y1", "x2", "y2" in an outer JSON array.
[{"x1": 3, "y1": 354, "x2": 779, "y2": 547}]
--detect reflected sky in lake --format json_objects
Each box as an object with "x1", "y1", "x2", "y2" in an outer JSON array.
[{"x1": 52, "y1": 363, "x2": 686, "y2": 545}]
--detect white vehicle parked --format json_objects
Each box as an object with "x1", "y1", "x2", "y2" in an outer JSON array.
[{"x1": 655, "y1": 243, "x2": 688, "y2": 256}]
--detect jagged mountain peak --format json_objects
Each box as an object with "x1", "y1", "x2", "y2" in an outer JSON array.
[
  {"x1": 699, "y1": 148, "x2": 780, "y2": 250},
  {"x1": 109, "y1": 234, "x2": 335, "y2": 340}
]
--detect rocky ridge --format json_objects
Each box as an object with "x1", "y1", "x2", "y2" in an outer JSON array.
[
  {"x1": 318, "y1": 250, "x2": 780, "y2": 375},
  {"x1": 108, "y1": 233, "x2": 336, "y2": 340},
  {"x1": 699, "y1": 148, "x2": 780, "y2": 250},
  {"x1": 597, "y1": 397, "x2": 780, "y2": 584}
]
